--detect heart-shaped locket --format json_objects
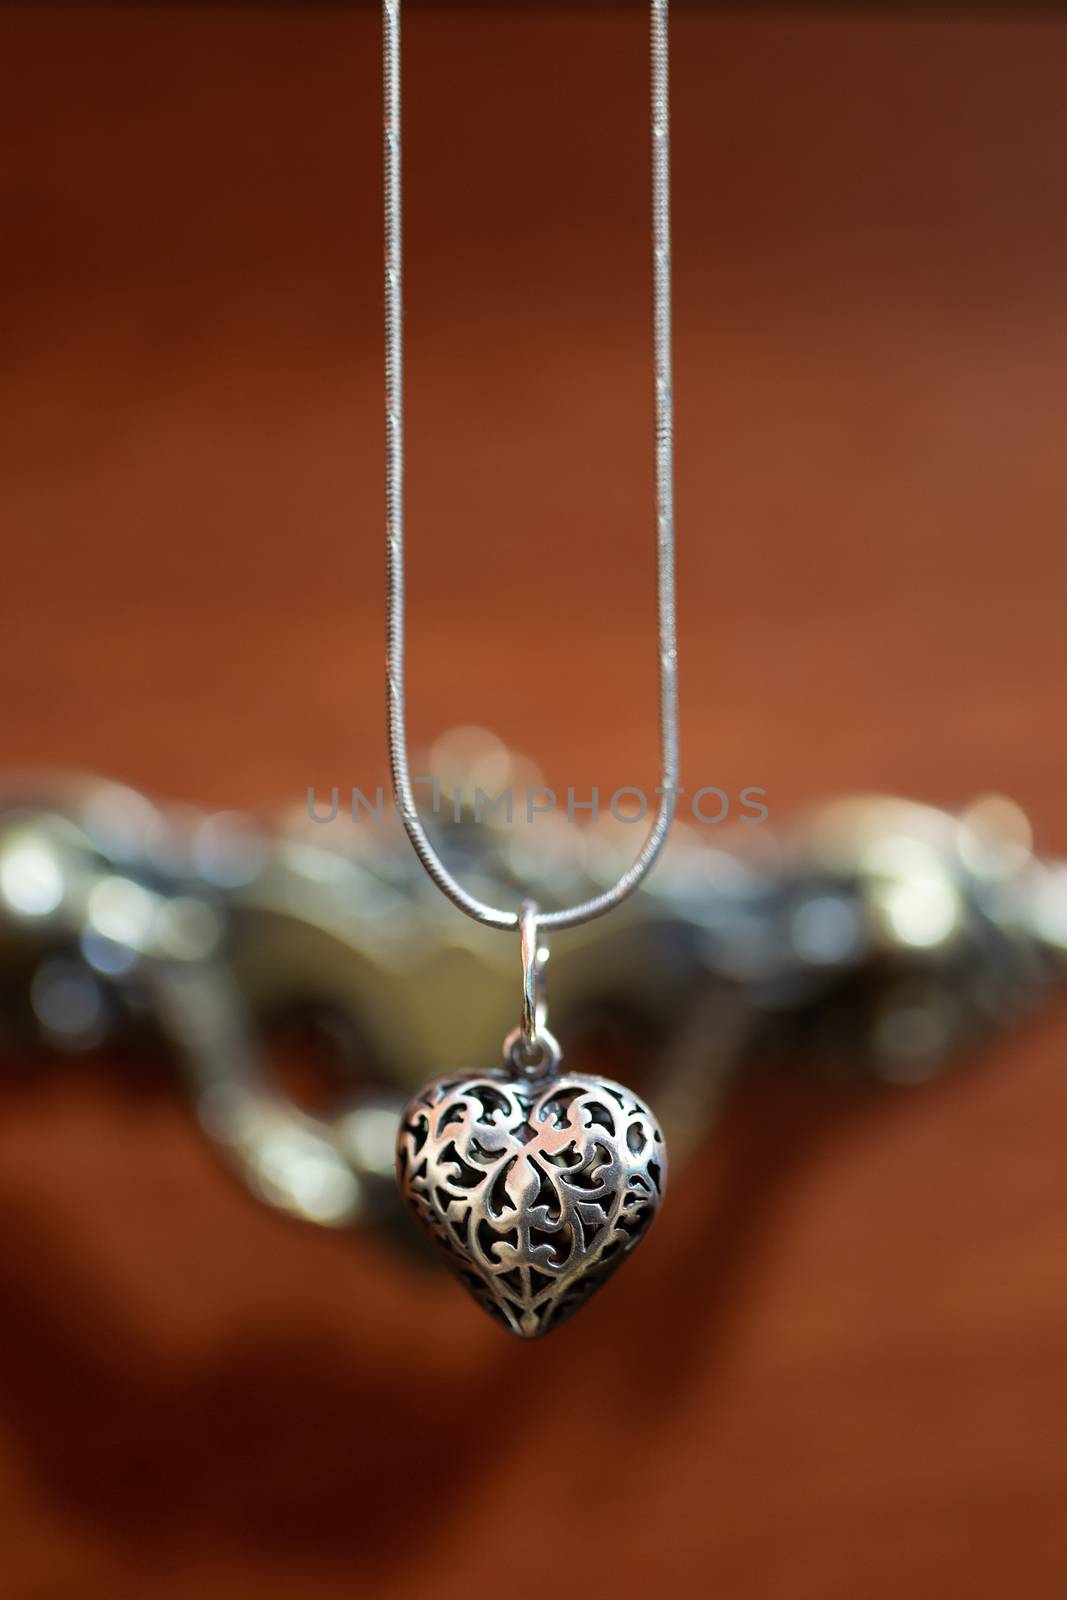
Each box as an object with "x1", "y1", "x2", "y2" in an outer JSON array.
[{"x1": 396, "y1": 1070, "x2": 666, "y2": 1339}]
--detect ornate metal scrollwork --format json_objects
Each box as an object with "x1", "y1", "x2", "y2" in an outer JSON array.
[{"x1": 396, "y1": 1071, "x2": 666, "y2": 1338}]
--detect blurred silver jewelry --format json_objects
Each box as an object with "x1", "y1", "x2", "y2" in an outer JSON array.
[{"x1": 1, "y1": 770, "x2": 1063, "y2": 1258}]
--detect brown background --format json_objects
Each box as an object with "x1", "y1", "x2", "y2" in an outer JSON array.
[{"x1": 2, "y1": 4, "x2": 1067, "y2": 1597}]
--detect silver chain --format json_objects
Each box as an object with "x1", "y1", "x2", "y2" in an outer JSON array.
[{"x1": 384, "y1": 0, "x2": 678, "y2": 934}]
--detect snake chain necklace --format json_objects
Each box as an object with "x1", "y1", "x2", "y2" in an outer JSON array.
[{"x1": 387, "y1": 0, "x2": 679, "y2": 1338}]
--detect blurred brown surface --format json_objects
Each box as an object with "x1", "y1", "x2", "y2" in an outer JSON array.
[{"x1": 2, "y1": 4, "x2": 1067, "y2": 1597}]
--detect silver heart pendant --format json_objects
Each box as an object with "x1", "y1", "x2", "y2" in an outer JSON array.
[{"x1": 396, "y1": 1069, "x2": 666, "y2": 1339}]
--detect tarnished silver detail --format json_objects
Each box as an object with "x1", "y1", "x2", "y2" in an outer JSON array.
[
  {"x1": 396, "y1": 1070, "x2": 667, "y2": 1339},
  {"x1": 501, "y1": 1023, "x2": 563, "y2": 1082}
]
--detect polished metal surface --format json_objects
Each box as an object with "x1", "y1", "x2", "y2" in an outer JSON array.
[
  {"x1": 502, "y1": 898, "x2": 562, "y2": 1077},
  {"x1": 518, "y1": 900, "x2": 547, "y2": 1057},
  {"x1": 383, "y1": 0, "x2": 680, "y2": 933},
  {"x1": 396, "y1": 1069, "x2": 666, "y2": 1338}
]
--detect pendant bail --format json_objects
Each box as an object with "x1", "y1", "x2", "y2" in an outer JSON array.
[
  {"x1": 519, "y1": 899, "x2": 547, "y2": 1049},
  {"x1": 502, "y1": 900, "x2": 561, "y2": 1078}
]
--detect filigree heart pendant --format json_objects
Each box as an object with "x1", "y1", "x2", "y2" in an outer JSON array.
[{"x1": 396, "y1": 1068, "x2": 666, "y2": 1339}]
